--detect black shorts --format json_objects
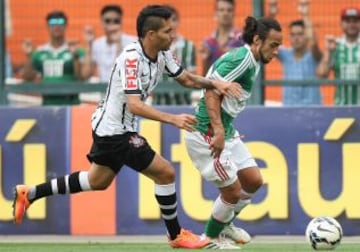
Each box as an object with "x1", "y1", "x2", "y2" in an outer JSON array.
[{"x1": 86, "y1": 131, "x2": 156, "y2": 174}]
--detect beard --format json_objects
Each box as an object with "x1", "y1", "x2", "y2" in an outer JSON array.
[{"x1": 259, "y1": 50, "x2": 271, "y2": 64}]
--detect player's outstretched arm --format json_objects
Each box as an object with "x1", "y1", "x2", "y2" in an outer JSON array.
[
  {"x1": 127, "y1": 95, "x2": 197, "y2": 132},
  {"x1": 175, "y1": 70, "x2": 242, "y2": 99}
]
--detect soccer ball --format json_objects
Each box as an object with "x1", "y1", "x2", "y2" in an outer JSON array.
[{"x1": 305, "y1": 216, "x2": 343, "y2": 250}]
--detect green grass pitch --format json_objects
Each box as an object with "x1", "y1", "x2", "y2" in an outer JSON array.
[{"x1": 0, "y1": 243, "x2": 359, "y2": 252}]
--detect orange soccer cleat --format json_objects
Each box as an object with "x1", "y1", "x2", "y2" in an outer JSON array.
[
  {"x1": 12, "y1": 185, "x2": 31, "y2": 224},
  {"x1": 168, "y1": 229, "x2": 211, "y2": 249}
]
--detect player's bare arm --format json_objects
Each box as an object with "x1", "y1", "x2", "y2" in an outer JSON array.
[
  {"x1": 127, "y1": 95, "x2": 197, "y2": 132},
  {"x1": 205, "y1": 89, "x2": 225, "y2": 158},
  {"x1": 175, "y1": 70, "x2": 242, "y2": 98}
]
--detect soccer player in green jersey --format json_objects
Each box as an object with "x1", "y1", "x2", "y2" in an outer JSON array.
[
  {"x1": 185, "y1": 16, "x2": 282, "y2": 249},
  {"x1": 317, "y1": 7, "x2": 360, "y2": 105}
]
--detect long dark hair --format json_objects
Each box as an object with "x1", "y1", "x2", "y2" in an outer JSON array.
[{"x1": 242, "y1": 16, "x2": 281, "y2": 44}]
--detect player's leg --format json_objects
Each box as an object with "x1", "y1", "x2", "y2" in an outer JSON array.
[
  {"x1": 237, "y1": 166, "x2": 263, "y2": 211},
  {"x1": 125, "y1": 133, "x2": 210, "y2": 249},
  {"x1": 184, "y1": 131, "x2": 240, "y2": 248},
  {"x1": 13, "y1": 132, "x2": 123, "y2": 224},
  {"x1": 13, "y1": 163, "x2": 116, "y2": 224},
  {"x1": 141, "y1": 154, "x2": 181, "y2": 240},
  {"x1": 205, "y1": 180, "x2": 241, "y2": 239},
  {"x1": 220, "y1": 134, "x2": 262, "y2": 244}
]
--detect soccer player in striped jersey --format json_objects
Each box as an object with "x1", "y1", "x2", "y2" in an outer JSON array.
[
  {"x1": 12, "y1": 5, "x2": 242, "y2": 249},
  {"x1": 185, "y1": 16, "x2": 282, "y2": 249}
]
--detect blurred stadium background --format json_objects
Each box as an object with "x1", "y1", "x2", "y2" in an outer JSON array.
[
  {"x1": 0, "y1": 0, "x2": 360, "y2": 248},
  {"x1": 2, "y1": 0, "x2": 360, "y2": 104}
]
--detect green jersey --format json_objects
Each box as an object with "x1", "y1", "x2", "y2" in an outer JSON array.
[
  {"x1": 31, "y1": 43, "x2": 85, "y2": 105},
  {"x1": 331, "y1": 36, "x2": 360, "y2": 105},
  {"x1": 195, "y1": 45, "x2": 260, "y2": 139}
]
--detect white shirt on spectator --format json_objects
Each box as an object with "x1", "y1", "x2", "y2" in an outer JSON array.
[{"x1": 91, "y1": 33, "x2": 137, "y2": 83}]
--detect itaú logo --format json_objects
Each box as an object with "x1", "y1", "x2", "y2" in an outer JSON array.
[{"x1": 0, "y1": 119, "x2": 46, "y2": 221}]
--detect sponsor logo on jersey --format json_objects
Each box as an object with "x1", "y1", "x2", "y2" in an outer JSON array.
[{"x1": 125, "y1": 58, "x2": 138, "y2": 90}]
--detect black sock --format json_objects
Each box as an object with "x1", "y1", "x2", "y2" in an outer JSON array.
[
  {"x1": 155, "y1": 192, "x2": 181, "y2": 240},
  {"x1": 29, "y1": 171, "x2": 89, "y2": 202}
]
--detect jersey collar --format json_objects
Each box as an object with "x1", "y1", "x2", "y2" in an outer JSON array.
[
  {"x1": 244, "y1": 44, "x2": 258, "y2": 65},
  {"x1": 138, "y1": 40, "x2": 158, "y2": 63}
]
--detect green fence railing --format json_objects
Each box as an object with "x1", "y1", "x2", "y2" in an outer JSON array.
[{"x1": 2, "y1": 79, "x2": 359, "y2": 105}]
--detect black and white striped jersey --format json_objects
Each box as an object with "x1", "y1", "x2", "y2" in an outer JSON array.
[{"x1": 91, "y1": 40, "x2": 184, "y2": 136}]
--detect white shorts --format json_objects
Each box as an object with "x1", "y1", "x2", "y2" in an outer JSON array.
[{"x1": 184, "y1": 130, "x2": 257, "y2": 188}]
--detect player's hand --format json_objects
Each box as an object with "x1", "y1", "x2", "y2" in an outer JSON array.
[
  {"x1": 210, "y1": 129, "x2": 225, "y2": 158},
  {"x1": 22, "y1": 39, "x2": 33, "y2": 56},
  {"x1": 212, "y1": 80, "x2": 243, "y2": 99},
  {"x1": 172, "y1": 113, "x2": 197, "y2": 132},
  {"x1": 324, "y1": 35, "x2": 337, "y2": 52}
]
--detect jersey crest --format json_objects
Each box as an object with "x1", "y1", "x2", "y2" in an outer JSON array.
[{"x1": 129, "y1": 135, "x2": 145, "y2": 148}]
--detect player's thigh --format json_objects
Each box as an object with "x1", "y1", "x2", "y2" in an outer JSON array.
[
  {"x1": 87, "y1": 132, "x2": 128, "y2": 174},
  {"x1": 88, "y1": 162, "x2": 117, "y2": 190},
  {"x1": 141, "y1": 153, "x2": 175, "y2": 184},
  {"x1": 185, "y1": 131, "x2": 238, "y2": 188},
  {"x1": 230, "y1": 134, "x2": 258, "y2": 171},
  {"x1": 229, "y1": 135, "x2": 262, "y2": 192},
  {"x1": 184, "y1": 131, "x2": 212, "y2": 171}
]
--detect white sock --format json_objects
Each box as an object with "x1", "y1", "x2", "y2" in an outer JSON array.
[
  {"x1": 78, "y1": 171, "x2": 92, "y2": 191},
  {"x1": 234, "y1": 198, "x2": 251, "y2": 214},
  {"x1": 212, "y1": 195, "x2": 235, "y2": 223},
  {"x1": 234, "y1": 189, "x2": 252, "y2": 214}
]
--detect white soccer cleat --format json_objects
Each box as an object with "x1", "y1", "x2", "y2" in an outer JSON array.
[
  {"x1": 220, "y1": 222, "x2": 251, "y2": 244},
  {"x1": 203, "y1": 234, "x2": 240, "y2": 250}
]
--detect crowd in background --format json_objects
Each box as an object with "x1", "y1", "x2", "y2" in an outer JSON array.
[{"x1": 3, "y1": 0, "x2": 360, "y2": 106}]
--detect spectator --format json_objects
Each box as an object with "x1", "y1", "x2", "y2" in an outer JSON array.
[
  {"x1": 82, "y1": 4, "x2": 136, "y2": 83},
  {"x1": 199, "y1": 0, "x2": 244, "y2": 75},
  {"x1": 270, "y1": 0, "x2": 322, "y2": 105},
  {"x1": 317, "y1": 7, "x2": 360, "y2": 105},
  {"x1": 21, "y1": 10, "x2": 85, "y2": 105},
  {"x1": 154, "y1": 5, "x2": 197, "y2": 105}
]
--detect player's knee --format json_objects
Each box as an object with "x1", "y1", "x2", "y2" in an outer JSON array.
[
  {"x1": 222, "y1": 186, "x2": 242, "y2": 203},
  {"x1": 89, "y1": 178, "x2": 112, "y2": 190},
  {"x1": 155, "y1": 163, "x2": 175, "y2": 184},
  {"x1": 159, "y1": 168, "x2": 175, "y2": 184},
  {"x1": 246, "y1": 176, "x2": 263, "y2": 193}
]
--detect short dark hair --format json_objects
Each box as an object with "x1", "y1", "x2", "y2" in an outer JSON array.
[
  {"x1": 215, "y1": 0, "x2": 235, "y2": 8},
  {"x1": 136, "y1": 5, "x2": 172, "y2": 38},
  {"x1": 289, "y1": 20, "x2": 305, "y2": 29},
  {"x1": 163, "y1": 4, "x2": 179, "y2": 20},
  {"x1": 100, "y1": 4, "x2": 123, "y2": 17},
  {"x1": 46, "y1": 10, "x2": 67, "y2": 23},
  {"x1": 242, "y1": 16, "x2": 282, "y2": 44}
]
